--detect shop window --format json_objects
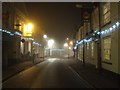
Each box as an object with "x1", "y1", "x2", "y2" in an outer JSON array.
[
  {"x1": 87, "y1": 42, "x2": 89, "y2": 50},
  {"x1": 86, "y1": 43, "x2": 89, "y2": 59},
  {"x1": 79, "y1": 44, "x2": 83, "y2": 60},
  {"x1": 91, "y1": 42, "x2": 94, "y2": 57},
  {"x1": 103, "y1": 2, "x2": 110, "y2": 25},
  {"x1": 103, "y1": 37, "x2": 111, "y2": 60}
]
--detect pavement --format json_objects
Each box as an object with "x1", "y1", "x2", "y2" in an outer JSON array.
[
  {"x1": 2, "y1": 57, "x2": 120, "y2": 88},
  {"x1": 2, "y1": 57, "x2": 44, "y2": 82},
  {"x1": 67, "y1": 57, "x2": 119, "y2": 88}
]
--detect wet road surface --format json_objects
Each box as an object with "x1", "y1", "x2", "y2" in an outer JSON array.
[{"x1": 2, "y1": 58, "x2": 93, "y2": 88}]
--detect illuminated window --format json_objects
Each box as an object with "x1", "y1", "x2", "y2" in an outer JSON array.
[
  {"x1": 103, "y1": 37, "x2": 111, "y2": 60},
  {"x1": 80, "y1": 44, "x2": 83, "y2": 60},
  {"x1": 87, "y1": 43, "x2": 89, "y2": 50},
  {"x1": 23, "y1": 24, "x2": 33, "y2": 36},
  {"x1": 91, "y1": 42, "x2": 94, "y2": 57},
  {"x1": 103, "y1": 2, "x2": 110, "y2": 24},
  {"x1": 86, "y1": 43, "x2": 89, "y2": 59}
]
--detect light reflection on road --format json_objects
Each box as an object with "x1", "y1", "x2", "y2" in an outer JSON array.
[{"x1": 47, "y1": 58, "x2": 59, "y2": 62}]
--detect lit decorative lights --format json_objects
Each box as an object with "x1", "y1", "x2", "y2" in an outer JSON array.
[
  {"x1": 116, "y1": 22, "x2": 120, "y2": 26},
  {"x1": 15, "y1": 31, "x2": 22, "y2": 36},
  {"x1": 33, "y1": 41, "x2": 41, "y2": 46},
  {"x1": 22, "y1": 37, "x2": 34, "y2": 41},
  {"x1": 74, "y1": 46, "x2": 77, "y2": 50},
  {"x1": 78, "y1": 40, "x2": 83, "y2": 44},
  {"x1": 84, "y1": 38, "x2": 93, "y2": 43},
  {"x1": 101, "y1": 21, "x2": 120, "y2": 35},
  {"x1": 74, "y1": 21, "x2": 120, "y2": 50},
  {"x1": 0, "y1": 29, "x2": 22, "y2": 36},
  {"x1": 0, "y1": 29, "x2": 2, "y2": 32}
]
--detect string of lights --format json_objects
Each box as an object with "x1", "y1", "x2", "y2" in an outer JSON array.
[
  {"x1": 21, "y1": 37, "x2": 34, "y2": 41},
  {"x1": 0, "y1": 29, "x2": 22, "y2": 36},
  {"x1": 33, "y1": 41, "x2": 41, "y2": 46},
  {"x1": 0, "y1": 29, "x2": 41, "y2": 46},
  {"x1": 74, "y1": 21, "x2": 120, "y2": 50}
]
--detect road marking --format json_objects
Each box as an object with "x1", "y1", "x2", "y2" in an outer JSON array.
[{"x1": 68, "y1": 66, "x2": 95, "y2": 88}]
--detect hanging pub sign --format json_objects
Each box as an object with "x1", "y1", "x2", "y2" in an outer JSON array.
[{"x1": 82, "y1": 9, "x2": 91, "y2": 22}]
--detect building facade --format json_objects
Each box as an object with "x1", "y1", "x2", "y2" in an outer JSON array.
[
  {"x1": 2, "y1": 2, "x2": 22, "y2": 67},
  {"x1": 2, "y1": 2, "x2": 41, "y2": 68},
  {"x1": 74, "y1": 2, "x2": 120, "y2": 74}
]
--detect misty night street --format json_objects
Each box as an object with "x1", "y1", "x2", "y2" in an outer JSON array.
[
  {"x1": 1, "y1": 1, "x2": 120, "y2": 89},
  {"x1": 2, "y1": 57, "x2": 93, "y2": 88}
]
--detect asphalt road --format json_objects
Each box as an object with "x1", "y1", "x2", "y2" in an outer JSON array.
[{"x1": 2, "y1": 58, "x2": 93, "y2": 88}]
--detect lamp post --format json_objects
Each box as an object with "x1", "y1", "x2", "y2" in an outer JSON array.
[{"x1": 43, "y1": 34, "x2": 48, "y2": 57}]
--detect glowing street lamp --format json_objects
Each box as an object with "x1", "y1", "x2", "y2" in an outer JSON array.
[
  {"x1": 66, "y1": 38, "x2": 69, "y2": 41},
  {"x1": 43, "y1": 34, "x2": 47, "y2": 39},
  {"x1": 69, "y1": 41, "x2": 73, "y2": 45},
  {"x1": 48, "y1": 39, "x2": 54, "y2": 56},
  {"x1": 64, "y1": 43, "x2": 68, "y2": 47},
  {"x1": 69, "y1": 47, "x2": 71, "y2": 50},
  {"x1": 48, "y1": 39, "x2": 54, "y2": 48}
]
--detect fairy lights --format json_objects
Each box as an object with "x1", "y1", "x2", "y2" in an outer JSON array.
[
  {"x1": 74, "y1": 20, "x2": 120, "y2": 50},
  {"x1": 33, "y1": 41, "x2": 41, "y2": 46},
  {"x1": 0, "y1": 29, "x2": 22, "y2": 36},
  {"x1": 21, "y1": 37, "x2": 34, "y2": 41}
]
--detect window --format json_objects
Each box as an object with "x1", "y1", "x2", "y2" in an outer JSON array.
[
  {"x1": 103, "y1": 2, "x2": 110, "y2": 24},
  {"x1": 103, "y1": 37, "x2": 111, "y2": 60},
  {"x1": 91, "y1": 42, "x2": 94, "y2": 57},
  {"x1": 80, "y1": 44, "x2": 83, "y2": 60},
  {"x1": 86, "y1": 43, "x2": 89, "y2": 59},
  {"x1": 92, "y1": 8, "x2": 99, "y2": 30},
  {"x1": 87, "y1": 43, "x2": 89, "y2": 50}
]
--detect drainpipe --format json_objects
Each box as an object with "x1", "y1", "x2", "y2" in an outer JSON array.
[{"x1": 97, "y1": 2, "x2": 102, "y2": 72}]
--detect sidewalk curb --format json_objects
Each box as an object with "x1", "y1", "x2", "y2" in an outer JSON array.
[{"x1": 2, "y1": 60, "x2": 45, "y2": 83}]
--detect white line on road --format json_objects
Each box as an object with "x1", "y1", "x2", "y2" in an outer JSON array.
[{"x1": 68, "y1": 66, "x2": 94, "y2": 88}]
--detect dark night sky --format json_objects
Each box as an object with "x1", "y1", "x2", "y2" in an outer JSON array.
[{"x1": 25, "y1": 2, "x2": 81, "y2": 48}]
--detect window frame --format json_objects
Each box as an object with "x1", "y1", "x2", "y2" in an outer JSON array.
[
  {"x1": 103, "y1": 2, "x2": 111, "y2": 25},
  {"x1": 103, "y1": 36, "x2": 111, "y2": 61}
]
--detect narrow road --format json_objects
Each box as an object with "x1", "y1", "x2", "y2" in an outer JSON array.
[{"x1": 2, "y1": 58, "x2": 93, "y2": 88}]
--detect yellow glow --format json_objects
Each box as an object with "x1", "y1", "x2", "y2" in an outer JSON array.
[
  {"x1": 27, "y1": 23, "x2": 33, "y2": 33},
  {"x1": 23, "y1": 24, "x2": 27, "y2": 36},
  {"x1": 43, "y1": 34, "x2": 47, "y2": 39},
  {"x1": 64, "y1": 43, "x2": 68, "y2": 47},
  {"x1": 69, "y1": 47, "x2": 71, "y2": 50},
  {"x1": 70, "y1": 41, "x2": 73, "y2": 45},
  {"x1": 23, "y1": 23, "x2": 33, "y2": 36}
]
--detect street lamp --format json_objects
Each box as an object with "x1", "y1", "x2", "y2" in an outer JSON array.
[
  {"x1": 64, "y1": 43, "x2": 68, "y2": 47},
  {"x1": 43, "y1": 34, "x2": 48, "y2": 57},
  {"x1": 69, "y1": 41, "x2": 73, "y2": 45},
  {"x1": 43, "y1": 34, "x2": 47, "y2": 39},
  {"x1": 48, "y1": 39, "x2": 54, "y2": 56}
]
